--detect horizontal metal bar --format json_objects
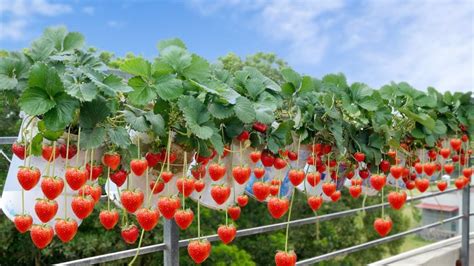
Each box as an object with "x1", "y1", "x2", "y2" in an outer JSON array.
[
  {"x1": 296, "y1": 215, "x2": 463, "y2": 265},
  {"x1": 0, "y1": 137, "x2": 16, "y2": 145}
]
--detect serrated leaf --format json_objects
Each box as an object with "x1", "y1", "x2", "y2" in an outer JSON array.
[
  {"x1": 209, "y1": 133, "x2": 224, "y2": 155},
  {"x1": 31, "y1": 134, "x2": 43, "y2": 156},
  {"x1": 43, "y1": 93, "x2": 79, "y2": 131},
  {"x1": 281, "y1": 83, "x2": 295, "y2": 97},
  {"x1": 29, "y1": 63, "x2": 64, "y2": 96},
  {"x1": 81, "y1": 127, "x2": 106, "y2": 149},
  {"x1": 64, "y1": 77, "x2": 98, "y2": 101},
  {"x1": 246, "y1": 78, "x2": 266, "y2": 99},
  {"x1": 30, "y1": 37, "x2": 55, "y2": 61},
  {"x1": 433, "y1": 120, "x2": 447, "y2": 135},
  {"x1": 254, "y1": 102, "x2": 274, "y2": 124},
  {"x1": 120, "y1": 58, "x2": 151, "y2": 78},
  {"x1": 63, "y1": 32, "x2": 84, "y2": 51},
  {"x1": 154, "y1": 75, "x2": 183, "y2": 101},
  {"x1": 234, "y1": 96, "x2": 256, "y2": 123},
  {"x1": 19, "y1": 87, "x2": 56, "y2": 115},
  {"x1": 208, "y1": 103, "x2": 234, "y2": 119},
  {"x1": 281, "y1": 67, "x2": 301, "y2": 88},
  {"x1": 80, "y1": 98, "x2": 111, "y2": 129},
  {"x1": 127, "y1": 76, "x2": 156, "y2": 106},
  {"x1": 107, "y1": 127, "x2": 131, "y2": 148},
  {"x1": 152, "y1": 59, "x2": 174, "y2": 77},
  {"x1": 358, "y1": 97, "x2": 379, "y2": 111},
  {"x1": 124, "y1": 110, "x2": 148, "y2": 132},
  {"x1": 351, "y1": 82, "x2": 373, "y2": 99},
  {"x1": 43, "y1": 26, "x2": 67, "y2": 51},
  {"x1": 100, "y1": 74, "x2": 133, "y2": 96},
  {"x1": 157, "y1": 38, "x2": 187, "y2": 53},
  {"x1": 160, "y1": 46, "x2": 192, "y2": 73},
  {"x1": 299, "y1": 76, "x2": 313, "y2": 93},
  {"x1": 145, "y1": 112, "x2": 165, "y2": 136},
  {"x1": 37, "y1": 121, "x2": 63, "y2": 141},
  {"x1": 178, "y1": 96, "x2": 214, "y2": 139},
  {"x1": 182, "y1": 54, "x2": 210, "y2": 81}
]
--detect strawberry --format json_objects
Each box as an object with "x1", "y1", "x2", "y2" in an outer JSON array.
[
  {"x1": 388, "y1": 191, "x2": 406, "y2": 210},
  {"x1": 370, "y1": 174, "x2": 386, "y2": 191},
  {"x1": 145, "y1": 151, "x2": 163, "y2": 167},
  {"x1": 41, "y1": 145, "x2": 59, "y2": 161},
  {"x1": 195, "y1": 152, "x2": 212, "y2": 165},
  {"x1": 249, "y1": 151, "x2": 262, "y2": 163},
  {"x1": 455, "y1": 177, "x2": 465, "y2": 189},
  {"x1": 237, "y1": 194, "x2": 248, "y2": 207},
  {"x1": 374, "y1": 217, "x2": 392, "y2": 237},
  {"x1": 351, "y1": 179, "x2": 363, "y2": 186},
  {"x1": 121, "y1": 224, "x2": 139, "y2": 244},
  {"x1": 41, "y1": 176, "x2": 64, "y2": 200},
  {"x1": 211, "y1": 185, "x2": 231, "y2": 205},
  {"x1": 349, "y1": 185, "x2": 362, "y2": 198},
  {"x1": 267, "y1": 197, "x2": 289, "y2": 219},
  {"x1": 103, "y1": 152, "x2": 121, "y2": 170},
  {"x1": 109, "y1": 169, "x2": 128, "y2": 187},
  {"x1": 330, "y1": 191, "x2": 341, "y2": 202},
  {"x1": 439, "y1": 148, "x2": 451, "y2": 159},
  {"x1": 191, "y1": 163, "x2": 206, "y2": 179},
  {"x1": 30, "y1": 224, "x2": 54, "y2": 249},
  {"x1": 252, "y1": 182, "x2": 271, "y2": 201},
  {"x1": 99, "y1": 209, "x2": 119, "y2": 230},
  {"x1": 387, "y1": 150, "x2": 396, "y2": 158},
  {"x1": 121, "y1": 190, "x2": 144, "y2": 213},
  {"x1": 414, "y1": 163, "x2": 423, "y2": 174},
  {"x1": 161, "y1": 150, "x2": 177, "y2": 164},
  {"x1": 463, "y1": 168, "x2": 472, "y2": 179},
  {"x1": 14, "y1": 214, "x2": 33, "y2": 233},
  {"x1": 71, "y1": 195, "x2": 95, "y2": 219},
  {"x1": 307, "y1": 195, "x2": 323, "y2": 211},
  {"x1": 287, "y1": 151, "x2": 298, "y2": 161},
  {"x1": 86, "y1": 163, "x2": 103, "y2": 180},
  {"x1": 208, "y1": 163, "x2": 226, "y2": 181},
  {"x1": 275, "y1": 250, "x2": 297, "y2": 266},
  {"x1": 346, "y1": 170, "x2": 355, "y2": 179},
  {"x1": 359, "y1": 169, "x2": 370, "y2": 179},
  {"x1": 78, "y1": 184, "x2": 102, "y2": 203},
  {"x1": 269, "y1": 185, "x2": 280, "y2": 196},
  {"x1": 130, "y1": 158, "x2": 148, "y2": 176},
  {"x1": 12, "y1": 142, "x2": 26, "y2": 159},
  {"x1": 17, "y1": 166, "x2": 41, "y2": 190},
  {"x1": 461, "y1": 134, "x2": 469, "y2": 142},
  {"x1": 59, "y1": 143, "x2": 77, "y2": 159},
  {"x1": 415, "y1": 178, "x2": 429, "y2": 193},
  {"x1": 218, "y1": 224, "x2": 237, "y2": 244},
  {"x1": 236, "y1": 130, "x2": 250, "y2": 141},
  {"x1": 423, "y1": 163, "x2": 435, "y2": 176},
  {"x1": 54, "y1": 218, "x2": 78, "y2": 243},
  {"x1": 194, "y1": 180, "x2": 205, "y2": 193},
  {"x1": 136, "y1": 208, "x2": 160, "y2": 231},
  {"x1": 188, "y1": 239, "x2": 212, "y2": 264},
  {"x1": 354, "y1": 152, "x2": 365, "y2": 162},
  {"x1": 390, "y1": 165, "x2": 403, "y2": 179},
  {"x1": 444, "y1": 164, "x2": 455, "y2": 174},
  {"x1": 35, "y1": 198, "x2": 58, "y2": 223},
  {"x1": 176, "y1": 177, "x2": 195, "y2": 197},
  {"x1": 158, "y1": 171, "x2": 173, "y2": 183},
  {"x1": 427, "y1": 149, "x2": 437, "y2": 160},
  {"x1": 322, "y1": 183, "x2": 336, "y2": 196},
  {"x1": 288, "y1": 169, "x2": 305, "y2": 186},
  {"x1": 253, "y1": 167, "x2": 265, "y2": 179},
  {"x1": 405, "y1": 180, "x2": 416, "y2": 190},
  {"x1": 463, "y1": 176, "x2": 469, "y2": 186},
  {"x1": 452, "y1": 154, "x2": 460, "y2": 162},
  {"x1": 437, "y1": 181, "x2": 448, "y2": 192},
  {"x1": 150, "y1": 179, "x2": 165, "y2": 194},
  {"x1": 222, "y1": 145, "x2": 230, "y2": 158},
  {"x1": 252, "y1": 122, "x2": 267, "y2": 133},
  {"x1": 227, "y1": 206, "x2": 241, "y2": 220},
  {"x1": 174, "y1": 209, "x2": 194, "y2": 230},
  {"x1": 273, "y1": 158, "x2": 287, "y2": 169},
  {"x1": 261, "y1": 150, "x2": 276, "y2": 167},
  {"x1": 65, "y1": 167, "x2": 88, "y2": 190},
  {"x1": 232, "y1": 166, "x2": 251, "y2": 184},
  {"x1": 450, "y1": 138, "x2": 462, "y2": 151},
  {"x1": 157, "y1": 197, "x2": 181, "y2": 219},
  {"x1": 380, "y1": 160, "x2": 391, "y2": 173}
]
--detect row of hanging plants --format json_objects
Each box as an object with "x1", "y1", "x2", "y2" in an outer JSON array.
[{"x1": 1, "y1": 27, "x2": 473, "y2": 266}]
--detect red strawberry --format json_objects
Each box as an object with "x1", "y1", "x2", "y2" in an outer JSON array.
[
  {"x1": 161, "y1": 150, "x2": 177, "y2": 164},
  {"x1": 59, "y1": 143, "x2": 77, "y2": 159},
  {"x1": 187, "y1": 239, "x2": 212, "y2": 264},
  {"x1": 174, "y1": 209, "x2": 194, "y2": 230},
  {"x1": 252, "y1": 182, "x2": 270, "y2": 201},
  {"x1": 444, "y1": 164, "x2": 455, "y2": 174},
  {"x1": 211, "y1": 185, "x2": 231, "y2": 205},
  {"x1": 249, "y1": 151, "x2": 262, "y2": 163},
  {"x1": 288, "y1": 169, "x2": 305, "y2": 186},
  {"x1": 270, "y1": 185, "x2": 280, "y2": 196},
  {"x1": 109, "y1": 169, "x2": 128, "y2": 187},
  {"x1": 232, "y1": 166, "x2": 251, "y2": 184},
  {"x1": 390, "y1": 165, "x2": 403, "y2": 179},
  {"x1": 351, "y1": 179, "x2": 363, "y2": 186},
  {"x1": 136, "y1": 208, "x2": 160, "y2": 231},
  {"x1": 41, "y1": 176, "x2": 64, "y2": 200},
  {"x1": 370, "y1": 174, "x2": 386, "y2": 191},
  {"x1": 380, "y1": 160, "x2": 391, "y2": 173},
  {"x1": 218, "y1": 224, "x2": 237, "y2": 244},
  {"x1": 273, "y1": 158, "x2": 287, "y2": 169},
  {"x1": 405, "y1": 180, "x2": 416, "y2": 190},
  {"x1": 86, "y1": 163, "x2": 103, "y2": 180},
  {"x1": 322, "y1": 144, "x2": 332, "y2": 155},
  {"x1": 427, "y1": 149, "x2": 437, "y2": 160},
  {"x1": 387, "y1": 191, "x2": 406, "y2": 210},
  {"x1": 103, "y1": 152, "x2": 121, "y2": 170},
  {"x1": 439, "y1": 148, "x2": 451, "y2": 159},
  {"x1": 354, "y1": 152, "x2": 365, "y2": 162},
  {"x1": 121, "y1": 224, "x2": 139, "y2": 244},
  {"x1": 157, "y1": 197, "x2": 181, "y2": 219},
  {"x1": 415, "y1": 178, "x2": 429, "y2": 193},
  {"x1": 253, "y1": 167, "x2": 265, "y2": 179},
  {"x1": 237, "y1": 194, "x2": 248, "y2": 207},
  {"x1": 423, "y1": 163, "x2": 435, "y2": 176},
  {"x1": 450, "y1": 138, "x2": 462, "y2": 151},
  {"x1": 236, "y1": 130, "x2": 250, "y2": 141},
  {"x1": 176, "y1": 177, "x2": 195, "y2": 197},
  {"x1": 99, "y1": 209, "x2": 119, "y2": 230},
  {"x1": 349, "y1": 185, "x2": 362, "y2": 198},
  {"x1": 30, "y1": 224, "x2": 54, "y2": 249},
  {"x1": 275, "y1": 250, "x2": 297, "y2": 266},
  {"x1": 41, "y1": 145, "x2": 59, "y2": 161},
  {"x1": 208, "y1": 163, "x2": 226, "y2": 181},
  {"x1": 54, "y1": 218, "x2": 78, "y2": 243},
  {"x1": 17, "y1": 166, "x2": 41, "y2": 190},
  {"x1": 191, "y1": 163, "x2": 206, "y2": 179},
  {"x1": 227, "y1": 206, "x2": 241, "y2": 221},
  {"x1": 35, "y1": 198, "x2": 58, "y2": 223},
  {"x1": 455, "y1": 177, "x2": 465, "y2": 189},
  {"x1": 261, "y1": 151, "x2": 276, "y2": 167},
  {"x1": 78, "y1": 184, "x2": 102, "y2": 203},
  {"x1": 330, "y1": 191, "x2": 341, "y2": 202},
  {"x1": 14, "y1": 214, "x2": 33, "y2": 233},
  {"x1": 287, "y1": 151, "x2": 298, "y2": 161},
  {"x1": 130, "y1": 158, "x2": 148, "y2": 176},
  {"x1": 374, "y1": 217, "x2": 392, "y2": 237},
  {"x1": 221, "y1": 145, "x2": 230, "y2": 158},
  {"x1": 267, "y1": 197, "x2": 289, "y2": 219},
  {"x1": 359, "y1": 169, "x2": 370, "y2": 179},
  {"x1": 414, "y1": 163, "x2": 423, "y2": 174},
  {"x1": 305, "y1": 172, "x2": 320, "y2": 187},
  {"x1": 194, "y1": 180, "x2": 205, "y2": 193},
  {"x1": 161, "y1": 171, "x2": 174, "y2": 183},
  {"x1": 322, "y1": 183, "x2": 336, "y2": 196},
  {"x1": 145, "y1": 151, "x2": 163, "y2": 167},
  {"x1": 150, "y1": 179, "x2": 165, "y2": 194},
  {"x1": 307, "y1": 195, "x2": 323, "y2": 211},
  {"x1": 252, "y1": 122, "x2": 267, "y2": 133},
  {"x1": 121, "y1": 190, "x2": 144, "y2": 213},
  {"x1": 437, "y1": 181, "x2": 448, "y2": 192},
  {"x1": 463, "y1": 168, "x2": 472, "y2": 179},
  {"x1": 65, "y1": 167, "x2": 88, "y2": 190},
  {"x1": 12, "y1": 142, "x2": 26, "y2": 159},
  {"x1": 71, "y1": 195, "x2": 94, "y2": 219},
  {"x1": 195, "y1": 152, "x2": 212, "y2": 165},
  {"x1": 452, "y1": 154, "x2": 460, "y2": 162}
]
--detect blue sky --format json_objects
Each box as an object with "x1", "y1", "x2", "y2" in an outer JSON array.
[{"x1": 0, "y1": 0, "x2": 472, "y2": 92}]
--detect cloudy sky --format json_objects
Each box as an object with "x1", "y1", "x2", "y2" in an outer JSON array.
[{"x1": 0, "y1": 0, "x2": 472, "y2": 92}]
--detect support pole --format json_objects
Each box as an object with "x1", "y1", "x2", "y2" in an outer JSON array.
[
  {"x1": 164, "y1": 219, "x2": 179, "y2": 266},
  {"x1": 461, "y1": 183, "x2": 470, "y2": 266}
]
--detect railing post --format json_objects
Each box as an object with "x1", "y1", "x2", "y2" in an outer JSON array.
[
  {"x1": 164, "y1": 219, "x2": 180, "y2": 266},
  {"x1": 461, "y1": 183, "x2": 470, "y2": 266}
]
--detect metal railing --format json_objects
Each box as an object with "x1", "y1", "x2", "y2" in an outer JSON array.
[{"x1": 0, "y1": 136, "x2": 471, "y2": 266}]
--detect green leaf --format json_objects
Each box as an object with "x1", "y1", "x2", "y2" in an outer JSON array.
[
  {"x1": 145, "y1": 112, "x2": 165, "y2": 136},
  {"x1": 281, "y1": 83, "x2": 295, "y2": 97},
  {"x1": 152, "y1": 59, "x2": 174, "y2": 77},
  {"x1": 209, "y1": 133, "x2": 224, "y2": 155},
  {"x1": 43, "y1": 94, "x2": 79, "y2": 131},
  {"x1": 107, "y1": 127, "x2": 131, "y2": 149},
  {"x1": 411, "y1": 127, "x2": 425, "y2": 139},
  {"x1": 43, "y1": 26, "x2": 67, "y2": 51},
  {"x1": 299, "y1": 76, "x2": 314, "y2": 94},
  {"x1": 63, "y1": 32, "x2": 85, "y2": 51},
  {"x1": 28, "y1": 63, "x2": 64, "y2": 97},
  {"x1": 19, "y1": 87, "x2": 56, "y2": 115},
  {"x1": 0, "y1": 57, "x2": 19, "y2": 91},
  {"x1": 30, "y1": 37, "x2": 55, "y2": 61},
  {"x1": 37, "y1": 121, "x2": 63, "y2": 141},
  {"x1": 281, "y1": 68, "x2": 301, "y2": 88},
  {"x1": 124, "y1": 110, "x2": 148, "y2": 132},
  {"x1": 182, "y1": 54, "x2": 210, "y2": 81},
  {"x1": 100, "y1": 74, "x2": 133, "y2": 96},
  {"x1": 120, "y1": 58, "x2": 151, "y2": 78},
  {"x1": 64, "y1": 77, "x2": 99, "y2": 101},
  {"x1": 433, "y1": 120, "x2": 447, "y2": 135},
  {"x1": 351, "y1": 82, "x2": 373, "y2": 99},
  {"x1": 81, "y1": 127, "x2": 106, "y2": 149},
  {"x1": 400, "y1": 108, "x2": 436, "y2": 130},
  {"x1": 157, "y1": 38, "x2": 187, "y2": 53},
  {"x1": 208, "y1": 103, "x2": 234, "y2": 119},
  {"x1": 154, "y1": 75, "x2": 184, "y2": 101},
  {"x1": 322, "y1": 73, "x2": 347, "y2": 88},
  {"x1": 160, "y1": 46, "x2": 192, "y2": 73},
  {"x1": 79, "y1": 98, "x2": 111, "y2": 128},
  {"x1": 178, "y1": 96, "x2": 214, "y2": 139},
  {"x1": 30, "y1": 134, "x2": 44, "y2": 156},
  {"x1": 358, "y1": 97, "x2": 379, "y2": 111},
  {"x1": 254, "y1": 102, "x2": 274, "y2": 124},
  {"x1": 234, "y1": 96, "x2": 256, "y2": 123},
  {"x1": 127, "y1": 77, "x2": 156, "y2": 106}
]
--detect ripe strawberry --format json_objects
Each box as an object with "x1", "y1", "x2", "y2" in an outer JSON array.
[
  {"x1": 437, "y1": 181, "x2": 448, "y2": 192},
  {"x1": 109, "y1": 169, "x2": 127, "y2": 187},
  {"x1": 359, "y1": 169, "x2": 370, "y2": 179},
  {"x1": 322, "y1": 144, "x2": 332, "y2": 155},
  {"x1": 307, "y1": 195, "x2": 323, "y2": 211},
  {"x1": 176, "y1": 177, "x2": 195, "y2": 197},
  {"x1": 423, "y1": 163, "x2": 435, "y2": 176},
  {"x1": 14, "y1": 214, "x2": 33, "y2": 233},
  {"x1": 330, "y1": 191, "x2": 341, "y2": 202},
  {"x1": 78, "y1": 184, "x2": 102, "y2": 203},
  {"x1": 463, "y1": 176, "x2": 469, "y2": 186},
  {"x1": 253, "y1": 167, "x2": 265, "y2": 179},
  {"x1": 211, "y1": 185, "x2": 231, "y2": 205},
  {"x1": 17, "y1": 166, "x2": 41, "y2": 190},
  {"x1": 121, "y1": 224, "x2": 139, "y2": 244},
  {"x1": 252, "y1": 122, "x2": 267, "y2": 133},
  {"x1": 269, "y1": 184, "x2": 280, "y2": 196},
  {"x1": 227, "y1": 206, "x2": 241, "y2": 220},
  {"x1": 130, "y1": 158, "x2": 148, "y2": 176},
  {"x1": 236, "y1": 130, "x2": 250, "y2": 142},
  {"x1": 439, "y1": 148, "x2": 451, "y2": 159},
  {"x1": 415, "y1": 178, "x2": 429, "y2": 193},
  {"x1": 461, "y1": 134, "x2": 469, "y2": 142},
  {"x1": 150, "y1": 179, "x2": 165, "y2": 194},
  {"x1": 86, "y1": 163, "x2": 103, "y2": 180},
  {"x1": 136, "y1": 208, "x2": 160, "y2": 231},
  {"x1": 187, "y1": 239, "x2": 211, "y2": 264},
  {"x1": 261, "y1": 150, "x2": 276, "y2": 167},
  {"x1": 103, "y1": 152, "x2": 121, "y2": 170},
  {"x1": 232, "y1": 166, "x2": 251, "y2": 184},
  {"x1": 161, "y1": 171, "x2": 174, "y2": 183},
  {"x1": 387, "y1": 150, "x2": 396, "y2": 158},
  {"x1": 161, "y1": 150, "x2": 177, "y2": 164},
  {"x1": 59, "y1": 143, "x2": 77, "y2": 159},
  {"x1": 354, "y1": 152, "x2": 365, "y2": 162},
  {"x1": 249, "y1": 151, "x2": 262, "y2": 163},
  {"x1": 444, "y1": 164, "x2": 455, "y2": 174},
  {"x1": 427, "y1": 149, "x2": 437, "y2": 160},
  {"x1": 174, "y1": 209, "x2": 194, "y2": 230},
  {"x1": 450, "y1": 138, "x2": 462, "y2": 151},
  {"x1": 65, "y1": 167, "x2": 87, "y2": 190},
  {"x1": 322, "y1": 183, "x2": 336, "y2": 196},
  {"x1": 55, "y1": 218, "x2": 78, "y2": 243},
  {"x1": 287, "y1": 151, "x2": 298, "y2": 161},
  {"x1": 99, "y1": 209, "x2": 119, "y2": 230},
  {"x1": 370, "y1": 174, "x2": 386, "y2": 191},
  {"x1": 12, "y1": 142, "x2": 26, "y2": 159},
  {"x1": 275, "y1": 250, "x2": 297, "y2": 266},
  {"x1": 390, "y1": 165, "x2": 403, "y2": 179},
  {"x1": 157, "y1": 197, "x2": 181, "y2": 219},
  {"x1": 455, "y1": 177, "x2": 465, "y2": 189},
  {"x1": 194, "y1": 180, "x2": 205, "y2": 193},
  {"x1": 218, "y1": 224, "x2": 237, "y2": 244},
  {"x1": 351, "y1": 179, "x2": 363, "y2": 186},
  {"x1": 380, "y1": 160, "x2": 391, "y2": 173},
  {"x1": 346, "y1": 170, "x2": 355, "y2": 180},
  {"x1": 71, "y1": 195, "x2": 94, "y2": 219},
  {"x1": 267, "y1": 197, "x2": 289, "y2": 219},
  {"x1": 463, "y1": 168, "x2": 472, "y2": 179},
  {"x1": 237, "y1": 194, "x2": 248, "y2": 207},
  {"x1": 288, "y1": 169, "x2": 305, "y2": 186},
  {"x1": 41, "y1": 176, "x2": 64, "y2": 200},
  {"x1": 388, "y1": 191, "x2": 406, "y2": 210},
  {"x1": 273, "y1": 158, "x2": 287, "y2": 169},
  {"x1": 349, "y1": 185, "x2": 362, "y2": 198},
  {"x1": 35, "y1": 198, "x2": 58, "y2": 223},
  {"x1": 195, "y1": 152, "x2": 212, "y2": 165},
  {"x1": 191, "y1": 163, "x2": 206, "y2": 179},
  {"x1": 41, "y1": 145, "x2": 59, "y2": 161},
  {"x1": 374, "y1": 217, "x2": 392, "y2": 237},
  {"x1": 121, "y1": 190, "x2": 144, "y2": 213},
  {"x1": 452, "y1": 154, "x2": 460, "y2": 162},
  {"x1": 30, "y1": 224, "x2": 54, "y2": 249},
  {"x1": 145, "y1": 151, "x2": 163, "y2": 167},
  {"x1": 405, "y1": 180, "x2": 416, "y2": 190},
  {"x1": 221, "y1": 145, "x2": 230, "y2": 158},
  {"x1": 414, "y1": 163, "x2": 423, "y2": 174},
  {"x1": 252, "y1": 182, "x2": 271, "y2": 201},
  {"x1": 208, "y1": 163, "x2": 226, "y2": 181}
]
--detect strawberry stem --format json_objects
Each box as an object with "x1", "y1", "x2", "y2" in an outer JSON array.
[
  {"x1": 107, "y1": 167, "x2": 111, "y2": 211},
  {"x1": 27, "y1": 126, "x2": 33, "y2": 167},
  {"x1": 137, "y1": 136, "x2": 140, "y2": 158},
  {"x1": 64, "y1": 128, "x2": 71, "y2": 219},
  {"x1": 381, "y1": 186, "x2": 385, "y2": 218},
  {"x1": 128, "y1": 229, "x2": 145, "y2": 266},
  {"x1": 182, "y1": 152, "x2": 187, "y2": 210},
  {"x1": 284, "y1": 187, "x2": 295, "y2": 253},
  {"x1": 21, "y1": 187, "x2": 24, "y2": 215},
  {"x1": 225, "y1": 208, "x2": 228, "y2": 226},
  {"x1": 198, "y1": 194, "x2": 201, "y2": 240},
  {"x1": 166, "y1": 129, "x2": 171, "y2": 172},
  {"x1": 75, "y1": 127, "x2": 81, "y2": 167},
  {"x1": 51, "y1": 141, "x2": 56, "y2": 176}
]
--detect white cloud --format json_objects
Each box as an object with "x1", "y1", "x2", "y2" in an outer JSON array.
[
  {"x1": 82, "y1": 6, "x2": 94, "y2": 15},
  {"x1": 0, "y1": 0, "x2": 72, "y2": 40}
]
